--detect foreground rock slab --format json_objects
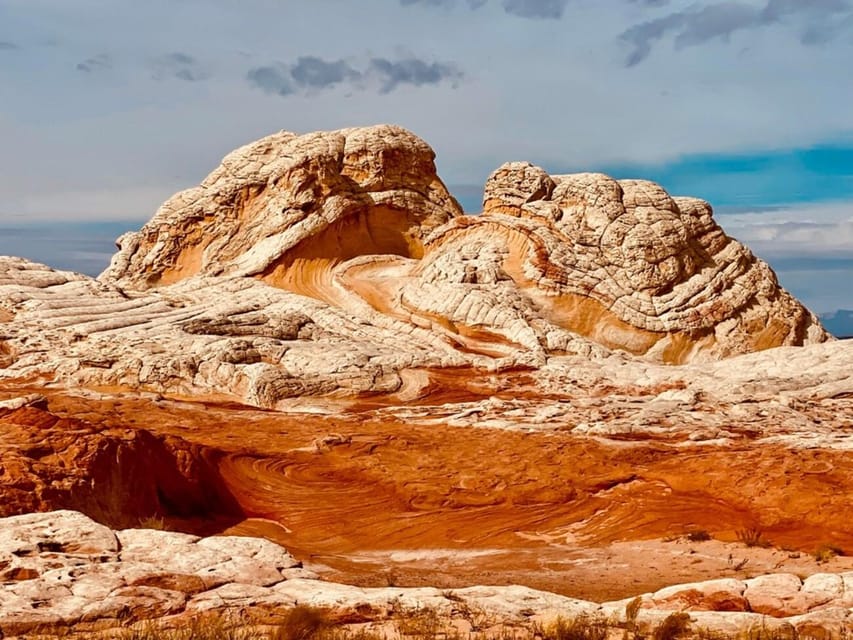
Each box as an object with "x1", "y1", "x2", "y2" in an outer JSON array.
[{"x1": 0, "y1": 511, "x2": 849, "y2": 638}]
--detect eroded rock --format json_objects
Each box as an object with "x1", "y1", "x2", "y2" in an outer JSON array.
[{"x1": 0, "y1": 511, "x2": 849, "y2": 638}]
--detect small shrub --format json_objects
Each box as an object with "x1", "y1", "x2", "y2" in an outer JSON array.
[
  {"x1": 813, "y1": 543, "x2": 844, "y2": 564},
  {"x1": 652, "y1": 612, "x2": 691, "y2": 640},
  {"x1": 541, "y1": 614, "x2": 608, "y2": 640},
  {"x1": 686, "y1": 530, "x2": 712, "y2": 542},
  {"x1": 736, "y1": 527, "x2": 770, "y2": 548},
  {"x1": 396, "y1": 605, "x2": 443, "y2": 639},
  {"x1": 137, "y1": 515, "x2": 167, "y2": 530},
  {"x1": 272, "y1": 605, "x2": 329, "y2": 640}
]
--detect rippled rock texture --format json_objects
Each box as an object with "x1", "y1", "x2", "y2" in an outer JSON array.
[
  {"x1": 0, "y1": 125, "x2": 832, "y2": 411},
  {"x1": 0, "y1": 125, "x2": 849, "y2": 638}
]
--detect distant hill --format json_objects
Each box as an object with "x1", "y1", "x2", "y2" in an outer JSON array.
[{"x1": 820, "y1": 309, "x2": 853, "y2": 339}]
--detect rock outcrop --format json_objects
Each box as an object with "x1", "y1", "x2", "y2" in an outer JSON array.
[
  {"x1": 0, "y1": 125, "x2": 849, "y2": 638},
  {"x1": 102, "y1": 126, "x2": 462, "y2": 289},
  {"x1": 0, "y1": 403, "x2": 241, "y2": 529},
  {"x1": 0, "y1": 511, "x2": 850, "y2": 638},
  {"x1": 0, "y1": 125, "x2": 833, "y2": 409},
  {"x1": 477, "y1": 163, "x2": 827, "y2": 361}
]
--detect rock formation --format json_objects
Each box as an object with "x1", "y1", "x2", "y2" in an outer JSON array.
[
  {"x1": 0, "y1": 125, "x2": 849, "y2": 638},
  {"x1": 0, "y1": 510, "x2": 850, "y2": 638},
  {"x1": 102, "y1": 126, "x2": 462, "y2": 289},
  {"x1": 476, "y1": 163, "x2": 827, "y2": 360},
  {"x1": 0, "y1": 125, "x2": 833, "y2": 410}
]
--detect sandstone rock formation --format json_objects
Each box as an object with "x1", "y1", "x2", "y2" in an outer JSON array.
[
  {"x1": 0, "y1": 125, "x2": 833, "y2": 411},
  {"x1": 0, "y1": 125, "x2": 849, "y2": 639},
  {"x1": 0, "y1": 403, "x2": 241, "y2": 529},
  {"x1": 0, "y1": 510, "x2": 850, "y2": 638},
  {"x1": 477, "y1": 163, "x2": 827, "y2": 361},
  {"x1": 102, "y1": 126, "x2": 462, "y2": 289}
]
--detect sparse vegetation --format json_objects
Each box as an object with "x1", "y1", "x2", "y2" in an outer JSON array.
[
  {"x1": 395, "y1": 605, "x2": 442, "y2": 639},
  {"x1": 136, "y1": 514, "x2": 167, "y2": 530},
  {"x1": 736, "y1": 527, "x2": 771, "y2": 548},
  {"x1": 29, "y1": 605, "x2": 844, "y2": 640},
  {"x1": 813, "y1": 543, "x2": 844, "y2": 564},
  {"x1": 539, "y1": 614, "x2": 608, "y2": 640},
  {"x1": 652, "y1": 612, "x2": 691, "y2": 640},
  {"x1": 275, "y1": 606, "x2": 329, "y2": 640},
  {"x1": 686, "y1": 530, "x2": 712, "y2": 542},
  {"x1": 120, "y1": 616, "x2": 256, "y2": 640}
]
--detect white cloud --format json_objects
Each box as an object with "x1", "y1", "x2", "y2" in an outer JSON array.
[
  {"x1": 1, "y1": 0, "x2": 853, "y2": 210},
  {"x1": 718, "y1": 202, "x2": 853, "y2": 258}
]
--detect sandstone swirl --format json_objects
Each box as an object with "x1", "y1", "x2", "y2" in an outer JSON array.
[
  {"x1": 0, "y1": 125, "x2": 832, "y2": 410},
  {"x1": 0, "y1": 125, "x2": 850, "y2": 638}
]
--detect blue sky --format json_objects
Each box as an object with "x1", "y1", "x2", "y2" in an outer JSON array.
[{"x1": 1, "y1": 0, "x2": 852, "y2": 316}]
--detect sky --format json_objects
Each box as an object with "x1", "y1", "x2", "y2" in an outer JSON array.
[{"x1": 1, "y1": 0, "x2": 852, "y2": 319}]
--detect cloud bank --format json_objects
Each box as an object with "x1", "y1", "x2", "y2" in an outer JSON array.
[
  {"x1": 247, "y1": 55, "x2": 462, "y2": 97},
  {"x1": 621, "y1": 0, "x2": 853, "y2": 65},
  {"x1": 399, "y1": 0, "x2": 568, "y2": 19}
]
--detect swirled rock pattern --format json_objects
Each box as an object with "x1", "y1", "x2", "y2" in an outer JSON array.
[
  {"x1": 0, "y1": 125, "x2": 833, "y2": 410},
  {"x1": 477, "y1": 163, "x2": 828, "y2": 361},
  {"x1": 0, "y1": 125, "x2": 849, "y2": 638},
  {"x1": 102, "y1": 126, "x2": 462, "y2": 288}
]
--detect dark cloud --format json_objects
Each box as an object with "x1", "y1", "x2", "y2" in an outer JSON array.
[
  {"x1": 621, "y1": 12, "x2": 689, "y2": 67},
  {"x1": 672, "y1": 3, "x2": 760, "y2": 48},
  {"x1": 400, "y1": 0, "x2": 487, "y2": 8},
  {"x1": 400, "y1": 0, "x2": 565, "y2": 18},
  {"x1": 164, "y1": 52, "x2": 195, "y2": 66},
  {"x1": 0, "y1": 41, "x2": 18, "y2": 51},
  {"x1": 621, "y1": 0, "x2": 853, "y2": 66},
  {"x1": 290, "y1": 56, "x2": 360, "y2": 89},
  {"x1": 501, "y1": 0, "x2": 568, "y2": 19},
  {"x1": 761, "y1": 0, "x2": 850, "y2": 22},
  {"x1": 152, "y1": 52, "x2": 208, "y2": 82},
  {"x1": 76, "y1": 53, "x2": 111, "y2": 73},
  {"x1": 246, "y1": 64, "x2": 294, "y2": 96},
  {"x1": 248, "y1": 55, "x2": 462, "y2": 97},
  {"x1": 369, "y1": 57, "x2": 462, "y2": 93},
  {"x1": 800, "y1": 14, "x2": 853, "y2": 45}
]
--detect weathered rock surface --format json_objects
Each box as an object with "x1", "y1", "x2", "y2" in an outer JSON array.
[
  {"x1": 0, "y1": 125, "x2": 849, "y2": 638},
  {"x1": 2, "y1": 401, "x2": 851, "y2": 613},
  {"x1": 479, "y1": 163, "x2": 827, "y2": 361},
  {"x1": 0, "y1": 125, "x2": 837, "y2": 410},
  {"x1": 0, "y1": 404, "x2": 242, "y2": 529},
  {"x1": 102, "y1": 126, "x2": 462, "y2": 288},
  {"x1": 0, "y1": 511, "x2": 849, "y2": 638}
]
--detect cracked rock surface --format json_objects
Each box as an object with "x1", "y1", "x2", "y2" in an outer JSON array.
[
  {"x1": 0, "y1": 125, "x2": 850, "y2": 638},
  {"x1": 0, "y1": 125, "x2": 833, "y2": 410},
  {"x1": 0, "y1": 511, "x2": 850, "y2": 638}
]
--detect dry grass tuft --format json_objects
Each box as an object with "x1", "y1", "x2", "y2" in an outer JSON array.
[
  {"x1": 736, "y1": 527, "x2": 771, "y2": 548},
  {"x1": 538, "y1": 614, "x2": 608, "y2": 640},
  {"x1": 686, "y1": 530, "x2": 712, "y2": 542},
  {"x1": 813, "y1": 543, "x2": 844, "y2": 564}
]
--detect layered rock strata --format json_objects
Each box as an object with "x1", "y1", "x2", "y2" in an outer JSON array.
[
  {"x1": 0, "y1": 125, "x2": 833, "y2": 409},
  {"x1": 0, "y1": 125, "x2": 848, "y2": 638}
]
